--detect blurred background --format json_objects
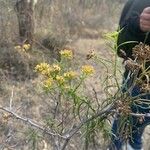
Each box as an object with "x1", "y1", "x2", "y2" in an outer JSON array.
[{"x1": 0, "y1": 0, "x2": 125, "y2": 45}]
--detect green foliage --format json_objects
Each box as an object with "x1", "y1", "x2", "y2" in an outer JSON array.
[{"x1": 25, "y1": 128, "x2": 41, "y2": 150}]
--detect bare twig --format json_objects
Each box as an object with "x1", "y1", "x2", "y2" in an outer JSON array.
[
  {"x1": 61, "y1": 103, "x2": 115, "y2": 149},
  {"x1": 33, "y1": 39, "x2": 50, "y2": 51},
  {"x1": 0, "y1": 103, "x2": 115, "y2": 150},
  {"x1": 0, "y1": 106, "x2": 65, "y2": 139},
  {"x1": 130, "y1": 112, "x2": 150, "y2": 118},
  {"x1": 9, "y1": 86, "x2": 14, "y2": 110},
  {"x1": 92, "y1": 86, "x2": 100, "y2": 110},
  {"x1": 111, "y1": 110, "x2": 150, "y2": 118},
  {"x1": 61, "y1": 139, "x2": 70, "y2": 150}
]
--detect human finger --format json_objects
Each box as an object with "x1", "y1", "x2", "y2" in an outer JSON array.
[
  {"x1": 140, "y1": 19, "x2": 150, "y2": 27},
  {"x1": 143, "y1": 7, "x2": 150, "y2": 13},
  {"x1": 140, "y1": 13, "x2": 150, "y2": 21},
  {"x1": 140, "y1": 24, "x2": 150, "y2": 32}
]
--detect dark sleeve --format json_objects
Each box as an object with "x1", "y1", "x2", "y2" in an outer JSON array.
[
  {"x1": 117, "y1": 0, "x2": 150, "y2": 58},
  {"x1": 119, "y1": 0, "x2": 135, "y2": 27},
  {"x1": 126, "y1": 0, "x2": 150, "y2": 36}
]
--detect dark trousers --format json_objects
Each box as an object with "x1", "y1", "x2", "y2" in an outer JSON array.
[{"x1": 111, "y1": 75, "x2": 150, "y2": 150}]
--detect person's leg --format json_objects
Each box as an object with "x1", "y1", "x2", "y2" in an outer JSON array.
[
  {"x1": 110, "y1": 116, "x2": 145, "y2": 150},
  {"x1": 128, "y1": 124, "x2": 144, "y2": 149},
  {"x1": 110, "y1": 75, "x2": 150, "y2": 149},
  {"x1": 128, "y1": 115, "x2": 150, "y2": 150},
  {"x1": 110, "y1": 117, "x2": 124, "y2": 150},
  {"x1": 109, "y1": 74, "x2": 132, "y2": 150},
  {"x1": 129, "y1": 87, "x2": 150, "y2": 149}
]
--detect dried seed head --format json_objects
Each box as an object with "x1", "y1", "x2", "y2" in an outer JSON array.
[
  {"x1": 86, "y1": 50, "x2": 95, "y2": 60},
  {"x1": 118, "y1": 49, "x2": 127, "y2": 59},
  {"x1": 137, "y1": 74, "x2": 150, "y2": 92},
  {"x1": 138, "y1": 116, "x2": 145, "y2": 124},
  {"x1": 140, "y1": 83, "x2": 150, "y2": 93},
  {"x1": 125, "y1": 59, "x2": 140, "y2": 72},
  {"x1": 116, "y1": 100, "x2": 131, "y2": 116},
  {"x1": 132, "y1": 42, "x2": 150, "y2": 62}
]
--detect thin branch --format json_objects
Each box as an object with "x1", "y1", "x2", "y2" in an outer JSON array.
[
  {"x1": 130, "y1": 112, "x2": 150, "y2": 117},
  {"x1": 0, "y1": 106, "x2": 65, "y2": 139},
  {"x1": 33, "y1": 39, "x2": 50, "y2": 51},
  {"x1": 61, "y1": 139, "x2": 70, "y2": 150},
  {"x1": 0, "y1": 103, "x2": 115, "y2": 150},
  {"x1": 111, "y1": 110, "x2": 150, "y2": 118},
  {"x1": 9, "y1": 86, "x2": 14, "y2": 110},
  {"x1": 92, "y1": 86, "x2": 100, "y2": 110},
  {"x1": 60, "y1": 103, "x2": 115, "y2": 150},
  {"x1": 63, "y1": 103, "x2": 115, "y2": 139}
]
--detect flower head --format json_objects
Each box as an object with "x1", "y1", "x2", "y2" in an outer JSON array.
[
  {"x1": 35, "y1": 63, "x2": 52, "y2": 76},
  {"x1": 64, "y1": 71, "x2": 78, "y2": 80},
  {"x1": 15, "y1": 44, "x2": 31, "y2": 52},
  {"x1": 60, "y1": 49, "x2": 73, "y2": 59},
  {"x1": 52, "y1": 64, "x2": 61, "y2": 72},
  {"x1": 2, "y1": 113, "x2": 11, "y2": 123},
  {"x1": 64, "y1": 85, "x2": 70, "y2": 90},
  {"x1": 43, "y1": 78, "x2": 53, "y2": 89},
  {"x1": 81, "y1": 65, "x2": 95, "y2": 75},
  {"x1": 23, "y1": 44, "x2": 31, "y2": 51},
  {"x1": 56, "y1": 75, "x2": 65, "y2": 85},
  {"x1": 132, "y1": 42, "x2": 150, "y2": 62},
  {"x1": 86, "y1": 50, "x2": 95, "y2": 60},
  {"x1": 15, "y1": 45, "x2": 22, "y2": 50}
]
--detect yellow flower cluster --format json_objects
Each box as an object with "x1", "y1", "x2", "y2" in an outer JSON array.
[
  {"x1": 43, "y1": 78, "x2": 53, "y2": 89},
  {"x1": 81, "y1": 65, "x2": 95, "y2": 75},
  {"x1": 52, "y1": 64, "x2": 61, "y2": 72},
  {"x1": 35, "y1": 63, "x2": 61, "y2": 75},
  {"x1": 64, "y1": 71, "x2": 78, "y2": 79},
  {"x1": 56, "y1": 75, "x2": 65, "y2": 84},
  {"x1": 60, "y1": 49, "x2": 73, "y2": 59},
  {"x1": 2, "y1": 113, "x2": 11, "y2": 124},
  {"x1": 23, "y1": 44, "x2": 31, "y2": 50},
  {"x1": 35, "y1": 59, "x2": 95, "y2": 91},
  {"x1": 35, "y1": 63, "x2": 52, "y2": 76},
  {"x1": 15, "y1": 44, "x2": 31, "y2": 52},
  {"x1": 15, "y1": 45, "x2": 22, "y2": 50}
]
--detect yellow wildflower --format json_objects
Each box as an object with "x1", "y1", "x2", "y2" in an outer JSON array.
[
  {"x1": 64, "y1": 71, "x2": 78, "y2": 79},
  {"x1": 60, "y1": 49, "x2": 73, "y2": 59},
  {"x1": 64, "y1": 85, "x2": 70, "y2": 90},
  {"x1": 23, "y1": 44, "x2": 30, "y2": 51},
  {"x1": 43, "y1": 78, "x2": 53, "y2": 89},
  {"x1": 15, "y1": 44, "x2": 30, "y2": 52},
  {"x1": 35, "y1": 63, "x2": 52, "y2": 76},
  {"x1": 2, "y1": 113, "x2": 11, "y2": 123},
  {"x1": 15, "y1": 45, "x2": 22, "y2": 50},
  {"x1": 81, "y1": 65, "x2": 95, "y2": 75},
  {"x1": 56, "y1": 75, "x2": 65, "y2": 84},
  {"x1": 52, "y1": 64, "x2": 61, "y2": 72}
]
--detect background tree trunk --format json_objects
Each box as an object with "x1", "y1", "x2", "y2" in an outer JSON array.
[{"x1": 15, "y1": 0, "x2": 36, "y2": 46}]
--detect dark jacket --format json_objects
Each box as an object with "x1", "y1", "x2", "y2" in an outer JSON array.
[{"x1": 117, "y1": 0, "x2": 150, "y2": 59}]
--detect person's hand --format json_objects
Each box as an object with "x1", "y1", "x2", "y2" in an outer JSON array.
[{"x1": 140, "y1": 7, "x2": 150, "y2": 32}]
